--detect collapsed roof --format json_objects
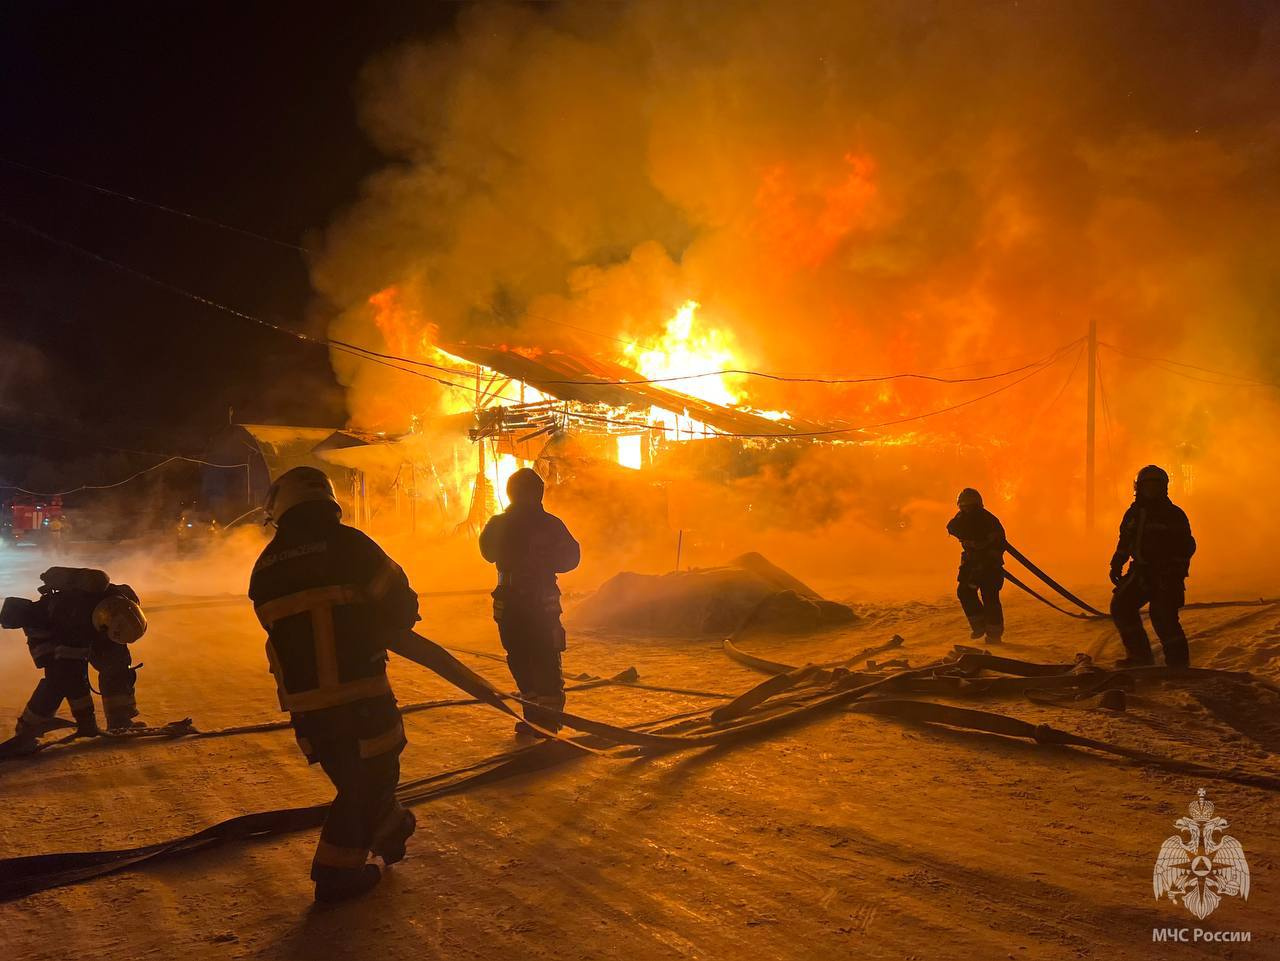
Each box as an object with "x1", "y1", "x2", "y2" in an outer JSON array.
[{"x1": 441, "y1": 342, "x2": 841, "y2": 438}]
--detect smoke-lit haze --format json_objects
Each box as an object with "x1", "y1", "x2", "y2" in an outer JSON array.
[{"x1": 308, "y1": 0, "x2": 1280, "y2": 587}]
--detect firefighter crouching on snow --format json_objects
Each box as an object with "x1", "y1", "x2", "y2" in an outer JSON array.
[
  {"x1": 248, "y1": 467, "x2": 419, "y2": 903},
  {"x1": 1, "y1": 567, "x2": 147, "y2": 754},
  {"x1": 1109, "y1": 464, "x2": 1196, "y2": 669},
  {"x1": 946, "y1": 488, "x2": 1007, "y2": 642},
  {"x1": 480, "y1": 468, "x2": 580, "y2": 742}
]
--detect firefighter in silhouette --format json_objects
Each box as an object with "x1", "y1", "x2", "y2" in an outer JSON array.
[
  {"x1": 946, "y1": 488, "x2": 1007, "y2": 642},
  {"x1": 1109, "y1": 465, "x2": 1196, "y2": 668},
  {"x1": 1, "y1": 567, "x2": 147, "y2": 754},
  {"x1": 480, "y1": 468, "x2": 580, "y2": 742},
  {"x1": 248, "y1": 467, "x2": 419, "y2": 903}
]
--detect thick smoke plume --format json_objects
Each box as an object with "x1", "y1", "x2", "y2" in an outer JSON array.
[{"x1": 311, "y1": 1, "x2": 1280, "y2": 587}]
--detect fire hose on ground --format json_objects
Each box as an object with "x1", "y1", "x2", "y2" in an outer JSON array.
[{"x1": 4, "y1": 627, "x2": 1280, "y2": 903}]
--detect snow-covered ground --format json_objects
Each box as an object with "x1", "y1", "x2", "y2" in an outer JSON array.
[{"x1": 1, "y1": 542, "x2": 1278, "y2": 960}]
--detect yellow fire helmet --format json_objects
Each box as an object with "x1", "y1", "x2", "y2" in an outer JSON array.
[
  {"x1": 264, "y1": 466, "x2": 340, "y2": 526},
  {"x1": 93, "y1": 594, "x2": 148, "y2": 645}
]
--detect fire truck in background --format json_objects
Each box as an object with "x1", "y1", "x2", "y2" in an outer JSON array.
[{"x1": 2, "y1": 495, "x2": 66, "y2": 547}]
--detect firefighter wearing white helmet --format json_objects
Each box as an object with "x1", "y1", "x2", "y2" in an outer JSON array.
[
  {"x1": 1, "y1": 568, "x2": 147, "y2": 755},
  {"x1": 249, "y1": 466, "x2": 419, "y2": 903},
  {"x1": 263, "y1": 464, "x2": 340, "y2": 526},
  {"x1": 93, "y1": 593, "x2": 148, "y2": 644},
  {"x1": 1108, "y1": 465, "x2": 1196, "y2": 668},
  {"x1": 945, "y1": 488, "x2": 1008, "y2": 641}
]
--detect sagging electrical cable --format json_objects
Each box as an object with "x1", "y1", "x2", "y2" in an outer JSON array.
[
  {"x1": 0, "y1": 211, "x2": 1089, "y2": 424},
  {"x1": 0, "y1": 155, "x2": 309, "y2": 254},
  {"x1": 0, "y1": 455, "x2": 247, "y2": 498}
]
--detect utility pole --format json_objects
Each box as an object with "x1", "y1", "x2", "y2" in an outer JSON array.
[{"x1": 1085, "y1": 318, "x2": 1097, "y2": 532}]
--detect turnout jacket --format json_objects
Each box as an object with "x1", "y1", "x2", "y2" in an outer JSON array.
[
  {"x1": 1110, "y1": 497, "x2": 1196, "y2": 579},
  {"x1": 479, "y1": 503, "x2": 580, "y2": 604},
  {"x1": 249, "y1": 505, "x2": 419, "y2": 716},
  {"x1": 945, "y1": 508, "x2": 1007, "y2": 573},
  {"x1": 2, "y1": 582, "x2": 139, "y2": 668}
]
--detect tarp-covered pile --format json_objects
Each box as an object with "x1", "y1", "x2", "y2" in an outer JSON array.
[{"x1": 568, "y1": 552, "x2": 856, "y2": 636}]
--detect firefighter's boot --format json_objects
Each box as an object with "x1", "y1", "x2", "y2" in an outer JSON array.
[
  {"x1": 70, "y1": 695, "x2": 100, "y2": 737},
  {"x1": 102, "y1": 692, "x2": 139, "y2": 732},
  {"x1": 314, "y1": 864, "x2": 382, "y2": 904},
  {"x1": 1114, "y1": 653, "x2": 1155, "y2": 669},
  {"x1": 4, "y1": 722, "x2": 41, "y2": 757},
  {"x1": 513, "y1": 720, "x2": 541, "y2": 745},
  {"x1": 967, "y1": 617, "x2": 986, "y2": 639},
  {"x1": 372, "y1": 810, "x2": 416, "y2": 866}
]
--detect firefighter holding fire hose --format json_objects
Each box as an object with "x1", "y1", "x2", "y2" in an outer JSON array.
[
  {"x1": 1, "y1": 567, "x2": 147, "y2": 755},
  {"x1": 480, "y1": 467, "x2": 580, "y2": 742},
  {"x1": 946, "y1": 488, "x2": 1007, "y2": 642},
  {"x1": 1109, "y1": 464, "x2": 1196, "y2": 668},
  {"x1": 248, "y1": 467, "x2": 418, "y2": 903}
]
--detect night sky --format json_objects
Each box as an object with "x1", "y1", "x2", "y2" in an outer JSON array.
[{"x1": 0, "y1": 2, "x2": 457, "y2": 468}]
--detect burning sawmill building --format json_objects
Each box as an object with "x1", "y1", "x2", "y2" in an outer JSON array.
[
  {"x1": 204, "y1": 324, "x2": 981, "y2": 557},
  {"x1": 234, "y1": 337, "x2": 839, "y2": 539}
]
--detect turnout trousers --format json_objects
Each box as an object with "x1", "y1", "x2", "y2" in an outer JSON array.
[
  {"x1": 21, "y1": 656, "x2": 96, "y2": 734},
  {"x1": 1110, "y1": 572, "x2": 1189, "y2": 667},
  {"x1": 293, "y1": 695, "x2": 409, "y2": 887},
  {"x1": 494, "y1": 592, "x2": 566, "y2": 732},
  {"x1": 957, "y1": 566, "x2": 1005, "y2": 639},
  {"x1": 21, "y1": 641, "x2": 138, "y2": 734},
  {"x1": 91, "y1": 638, "x2": 138, "y2": 728}
]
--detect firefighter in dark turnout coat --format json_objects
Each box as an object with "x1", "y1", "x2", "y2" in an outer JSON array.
[
  {"x1": 248, "y1": 467, "x2": 419, "y2": 903},
  {"x1": 1109, "y1": 464, "x2": 1196, "y2": 668},
  {"x1": 946, "y1": 488, "x2": 1007, "y2": 641},
  {"x1": 479, "y1": 468, "x2": 580, "y2": 740},
  {"x1": 2, "y1": 568, "x2": 147, "y2": 754}
]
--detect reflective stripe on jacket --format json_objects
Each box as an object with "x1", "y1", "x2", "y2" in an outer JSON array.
[{"x1": 249, "y1": 509, "x2": 419, "y2": 715}]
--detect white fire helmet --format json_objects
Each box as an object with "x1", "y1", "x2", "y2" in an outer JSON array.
[
  {"x1": 93, "y1": 594, "x2": 148, "y2": 645},
  {"x1": 264, "y1": 467, "x2": 340, "y2": 526}
]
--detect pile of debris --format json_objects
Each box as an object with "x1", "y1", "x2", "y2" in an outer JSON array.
[{"x1": 568, "y1": 552, "x2": 856, "y2": 637}]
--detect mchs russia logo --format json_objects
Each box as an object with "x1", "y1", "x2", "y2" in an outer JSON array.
[{"x1": 1154, "y1": 788, "x2": 1250, "y2": 920}]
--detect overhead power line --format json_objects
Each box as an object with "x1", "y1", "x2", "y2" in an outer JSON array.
[
  {"x1": 1099, "y1": 341, "x2": 1280, "y2": 389},
  {"x1": 0, "y1": 211, "x2": 1091, "y2": 441},
  {"x1": 0, "y1": 155, "x2": 309, "y2": 254},
  {"x1": 2, "y1": 211, "x2": 1083, "y2": 413},
  {"x1": 0, "y1": 455, "x2": 247, "y2": 498},
  {"x1": 533, "y1": 342, "x2": 1080, "y2": 389},
  {"x1": 568, "y1": 345, "x2": 1073, "y2": 439},
  {"x1": 0, "y1": 210, "x2": 491, "y2": 395}
]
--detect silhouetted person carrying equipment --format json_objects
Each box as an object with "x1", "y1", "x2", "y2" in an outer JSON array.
[
  {"x1": 480, "y1": 468, "x2": 581, "y2": 743},
  {"x1": 946, "y1": 488, "x2": 1007, "y2": 642},
  {"x1": 2, "y1": 567, "x2": 147, "y2": 754},
  {"x1": 1109, "y1": 464, "x2": 1196, "y2": 668},
  {"x1": 249, "y1": 467, "x2": 419, "y2": 903}
]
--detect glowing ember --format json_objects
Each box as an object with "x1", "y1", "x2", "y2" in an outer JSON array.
[{"x1": 624, "y1": 301, "x2": 745, "y2": 407}]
